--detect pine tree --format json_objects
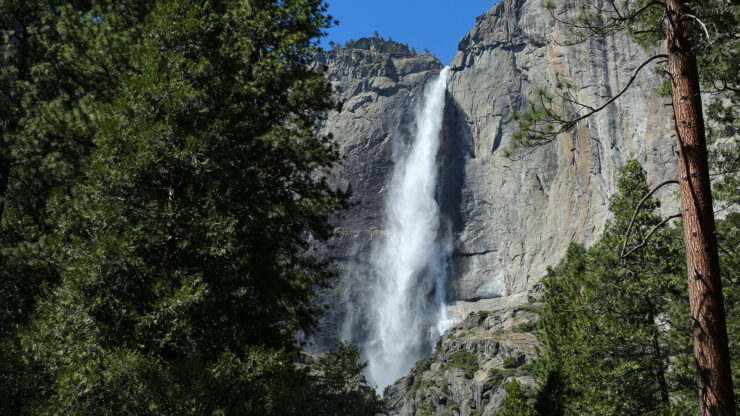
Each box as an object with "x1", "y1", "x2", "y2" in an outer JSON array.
[
  {"x1": 535, "y1": 161, "x2": 695, "y2": 415},
  {"x1": 11, "y1": 0, "x2": 370, "y2": 414},
  {"x1": 535, "y1": 160, "x2": 740, "y2": 415},
  {"x1": 497, "y1": 380, "x2": 535, "y2": 416},
  {"x1": 533, "y1": 244, "x2": 587, "y2": 416},
  {"x1": 0, "y1": 2, "x2": 151, "y2": 411}
]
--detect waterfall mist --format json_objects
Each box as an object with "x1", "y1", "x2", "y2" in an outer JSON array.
[{"x1": 364, "y1": 67, "x2": 452, "y2": 390}]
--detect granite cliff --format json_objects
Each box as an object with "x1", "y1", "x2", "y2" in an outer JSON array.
[
  {"x1": 442, "y1": 0, "x2": 678, "y2": 318},
  {"x1": 313, "y1": 0, "x2": 677, "y2": 355}
]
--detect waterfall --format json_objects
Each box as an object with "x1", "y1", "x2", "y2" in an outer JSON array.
[{"x1": 365, "y1": 67, "x2": 452, "y2": 390}]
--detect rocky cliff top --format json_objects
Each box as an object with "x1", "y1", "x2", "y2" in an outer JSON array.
[
  {"x1": 335, "y1": 37, "x2": 418, "y2": 56},
  {"x1": 315, "y1": 39, "x2": 442, "y2": 99}
]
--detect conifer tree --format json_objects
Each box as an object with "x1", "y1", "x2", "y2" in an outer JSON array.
[
  {"x1": 535, "y1": 160, "x2": 740, "y2": 415},
  {"x1": 2, "y1": 1, "x2": 377, "y2": 414},
  {"x1": 0, "y1": 2, "x2": 151, "y2": 411},
  {"x1": 536, "y1": 161, "x2": 694, "y2": 415},
  {"x1": 497, "y1": 380, "x2": 535, "y2": 416}
]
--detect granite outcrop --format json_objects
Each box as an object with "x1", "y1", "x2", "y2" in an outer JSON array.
[
  {"x1": 382, "y1": 304, "x2": 540, "y2": 416},
  {"x1": 313, "y1": 0, "x2": 678, "y2": 350}
]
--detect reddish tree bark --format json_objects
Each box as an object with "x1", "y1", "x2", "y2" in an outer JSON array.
[{"x1": 665, "y1": 1, "x2": 736, "y2": 414}]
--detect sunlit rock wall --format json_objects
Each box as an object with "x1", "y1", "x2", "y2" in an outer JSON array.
[
  {"x1": 313, "y1": 0, "x2": 678, "y2": 348},
  {"x1": 442, "y1": 0, "x2": 677, "y2": 317}
]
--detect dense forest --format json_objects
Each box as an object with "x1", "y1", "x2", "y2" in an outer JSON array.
[
  {"x1": 1, "y1": 0, "x2": 738, "y2": 415},
  {"x1": 0, "y1": 1, "x2": 381, "y2": 414}
]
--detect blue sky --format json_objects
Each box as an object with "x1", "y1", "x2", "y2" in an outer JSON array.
[{"x1": 322, "y1": 1, "x2": 500, "y2": 64}]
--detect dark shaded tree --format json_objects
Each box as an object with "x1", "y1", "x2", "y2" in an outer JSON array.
[
  {"x1": 0, "y1": 2, "x2": 152, "y2": 411},
  {"x1": 0, "y1": 0, "x2": 380, "y2": 414}
]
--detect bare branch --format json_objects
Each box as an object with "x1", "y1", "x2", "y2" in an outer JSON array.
[
  {"x1": 621, "y1": 213, "x2": 682, "y2": 259},
  {"x1": 566, "y1": 54, "x2": 667, "y2": 128},
  {"x1": 682, "y1": 14, "x2": 711, "y2": 42},
  {"x1": 509, "y1": 54, "x2": 669, "y2": 159},
  {"x1": 620, "y1": 179, "x2": 680, "y2": 259}
]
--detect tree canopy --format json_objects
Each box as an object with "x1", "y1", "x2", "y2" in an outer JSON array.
[
  {"x1": 0, "y1": 1, "x2": 380, "y2": 415},
  {"x1": 535, "y1": 161, "x2": 740, "y2": 415}
]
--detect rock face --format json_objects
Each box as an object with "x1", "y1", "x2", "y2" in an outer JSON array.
[
  {"x1": 442, "y1": 0, "x2": 677, "y2": 315},
  {"x1": 312, "y1": 0, "x2": 678, "y2": 349},
  {"x1": 382, "y1": 304, "x2": 540, "y2": 416}
]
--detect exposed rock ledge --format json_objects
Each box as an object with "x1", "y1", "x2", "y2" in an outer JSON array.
[{"x1": 383, "y1": 303, "x2": 540, "y2": 416}]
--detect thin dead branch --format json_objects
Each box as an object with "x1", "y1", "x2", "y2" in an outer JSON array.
[
  {"x1": 621, "y1": 213, "x2": 682, "y2": 259},
  {"x1": 682, "y1": 14, "x2": 711, "y2": 42},
  {"x1": 620, "y1": 179, "x2": 680, "y2": 259}
]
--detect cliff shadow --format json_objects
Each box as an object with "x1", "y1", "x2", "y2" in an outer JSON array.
[{"x1": 438, "y1": 92, "x2": 473, "y2": 267}]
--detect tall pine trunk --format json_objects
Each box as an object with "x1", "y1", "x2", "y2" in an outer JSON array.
[{"x1": 665, "y1": 1, "x2": 736, "y2": 414}]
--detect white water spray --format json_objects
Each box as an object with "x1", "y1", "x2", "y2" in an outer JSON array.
[{"x1": 365, "y1": 67, "x2": 452, "y2": 390}]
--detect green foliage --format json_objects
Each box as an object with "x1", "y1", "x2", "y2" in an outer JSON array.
[
  {"x1": 505, "y1": 89, "x2": 562, "y2": 158},
  {"x1": 534, "y1": 160, "x2": 740, "y2": 415},
  {"x1": 409, "y1": 375, "x2": 426, "y2": 397},
  {"x1": 0, "y1": 2, "x2": 153, "y2": 411},
  {"x1": 503, "y1": 356, "x2": 519, "y2": 369},
  {"x1": 0, "y1": 1, "x2": 379, "y2": 414},
  {"x1": 417, "y1": 401, "x2": 435, "y2": 416},
  {"x1": 477, "y1": 308, "x2": 503, "y2": 316},
  {"x1": 484, "y1": 368, "x2": 506, "y2": 391},
  {"x1": 491, "y1": 329, "x2": 506, "y2": 337},
  {"x1": 719, "y1": 213, "x2": 740, "y2": 411},
  {"x1": 443, "y1": 349, "x2": 480, "y2": 379},
  {"x1": 704, "y1": 4, "x2": 740, "y2": 210},
  {"x1": 515, "y1": 304, "x2": 539, "y2": 313},
  {"x1": 496, "y1": 380, "x2": 535, "y2": 416},
  {"x1": 439, "y1": 376, "x2": 449, "y2": 391},
  {"x1": 310, "y1": 341, "x2": 384, "y2": 416},
  {"x1": 415, "y1": 358, "x2": 433, "y2": 372},
  {"x1": 656, "y1": 79, "x2": 672, "y2": 96},
  {"x1": 702, "y1": 21, "x2": 740, "y2": 401},
  {"x1": 518, "y1": 362, "x2": 534, "y2": 374},
  {"x1": 342, "y1": 36, "x2": 414, "y2": 56},
  {"x1": 515, "y1": 322, "x2": 536, "y2": 333}
]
